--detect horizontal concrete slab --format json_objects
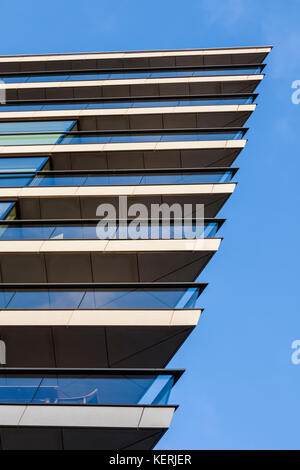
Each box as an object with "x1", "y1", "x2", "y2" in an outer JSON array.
[
  {"x1": 0, "y1": 47, "x2": 272, "y2": 62},
  {"x1": 0, "y1": 140, "x2": 246, "y2": 155},
  {"x1": 0, "y1": 404, "x2": 175, "y2": 428},
  {"x1": 0, "y1": 104, "x2": 256, "y2": 120},
  {"x1": 3, "y1": 74, "x2": 264, "y2": 90},
  {"x1": 0, "y1": 308, "x2": 201, "y2": 326}
]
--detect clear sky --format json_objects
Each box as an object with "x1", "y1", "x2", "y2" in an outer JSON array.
[{"x1": 0, "y1": 0, "x2": 299, "y2": 450}]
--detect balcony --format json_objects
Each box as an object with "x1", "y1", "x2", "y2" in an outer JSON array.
[
  {"x1": 0, "y1": 64, "x2": 264, "y2": 84},
  {"x1": 0, "y1": 283, "x2": 204, "y2": 368},
  {"x1": 0, "y1": 127, "x2": 247, "y2": 146},
  {"x1": 0, "y1": 168, "x2": 237, "y2": 187},
  {"x1": 0, "y1": 93, "x2": 257, "y2": 113},
  {"x1": 0, "y1": 368, "x2": 182, "y2": 449},
  {"x1": 0, "y1": 368, "x2": 181, "y2": 405}
]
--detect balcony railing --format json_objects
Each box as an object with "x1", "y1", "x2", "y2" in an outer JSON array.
[
  {"x1": 0, "y1": 369, "x2": 183, "y2": 406},
  {"x1": 0, "y1": 93, "x2": 257, "y2": 112},
  {"x1": 0, "y1": 128, "x2": 247, "y2": 146},
  {"x1": 0, "y1": 282, "x2": 207, "y2": 309},
  {"x1": 0, "y1": 168, "x2": 237, "y2": 187},
  {"x1": 0, "y1": 64, "x2": 264, "y2": 84}
]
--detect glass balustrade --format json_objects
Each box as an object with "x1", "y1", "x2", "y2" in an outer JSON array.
[
  {"x1": 0, "y1": 169, "x2": 235, "y2": 187},
  {"x1": 0, "y1": 371, "x2": 177, "y2": 405},
  {"x1": 0, "y1": 219, "x2": 221, "y2": 240},
  {"x1": 0, "y1": 202, "x2": 16, "y2": 220},
  {"x1": 0, "y1": 129, "x2": 246, "y2": 146},
  {"x1": 0, "y1": 95, "x2": 256, "y2": 112},
  {"x1": 0, "y1": 65, "x2": 264, "y2": 84},
  {"x1": 0, "y1": 120, "x2": 77, "y2": 145},
  {"x1": 0, "y1": 284, "x2": 204, "y2": 309}
]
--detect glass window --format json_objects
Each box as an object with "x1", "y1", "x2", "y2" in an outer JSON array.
[
  {"x1": 0, "y1": 134, "x2": 64, "y2": 145},
  {"x1": 0, "y1": 120, "x2": 77, "y2": 146},
  {"x1": 0, "y1": 170, "x2": 234, "y2": 187},
  {"x1": 0, "y1": 95, "x2": 255, "y2": 112},
  {"x1": 30, "y1": 175, "x2": 86, "y2": 187},
  {"x1": 0, "y1": 156, "x2": 49, "y2": 172},
  {"x1": 0, "y1": 175, "x2": 34, "y2": 187},
  {"x1": 0, "y1": 220, "x2": 219, "y2": 241},
  {"x1": 0, "y1": 202, "x2": 15, "y2": 220},
  {"x1": 79, "y1": 288, "x2": 197, "y2": 309},
  {"x1": 0, "y1": 120, "x2": 76, "y2": 133},
  {"x1": 0, "y1": 378, "x2": 42, "y2": 403},
  {"x1": 0, "y1": 286, "x2": 201, "y2": 310},
  {"x1": 0, "y1": 224, "x2": 55, "y2": 240},
  {"x1": 6, "y1": 290, "x2": 85, "y2": 309},
  {"x1": 0, "y1": 66, "x2": 263, "y2": 84},
  {"x1": 0, "y1": 374, "x2": 174, "y2": 405},
  {"x1": 85, "y1": 175, "x2": 143, "y2": 186}
]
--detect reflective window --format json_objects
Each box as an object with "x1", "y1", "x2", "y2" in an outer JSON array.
[
  {"x1": 5, "y1": 290, "x2": 86, "y2": 309},
  {"x1": 0, "y1": 95, "x2": 256, "y2": 112},
  {"x1": 0, "y1": 157, "x2": 49, "y2": 187},
  {"x1": 0, "y1": 134, "x2": 65, "y2": 145},
  {"x1": 0, "y1": 129, "x2": 245, "y2": 146},
  {"x1": 0, "y1": 66, "x2": 263, "y2": 84},
  {"x1": 0, "y1": 374, "x2": 174, "y2": 405},
  {"x1": 0, "y1": 120, "x2": 76, "y2": 133},
  {"x1": 1, "y1": 286, "x2": 202, "y2": 309},
  {"x1": 0, "y1": 120, "x2": 76, "y2": 146},
  {"x1": 30, "y1": 175, "x2": 87, "y2": 187},
  {"x1": 0, "y1": 156, "x2": 48, "y2": 172},
  {"x1": 0, "y1": 174, "x2": 35, "y2": 187},
  {"x1": 0, "y1": 220, "x2": 220, "y2": 241},
  {"x1": 0, "y1": 170, "x2": 234, "y2": 187},
  {"x1": 0, "y1": 202, "x2": 16, "y2": 220},
  {"x1": 60, "y1": 130, "x2": 244, "y2": 146}
]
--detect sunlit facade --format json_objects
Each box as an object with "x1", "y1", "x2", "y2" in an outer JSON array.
[{"x1": 0, "y1": 46, "x2": 270, "y2": 449}]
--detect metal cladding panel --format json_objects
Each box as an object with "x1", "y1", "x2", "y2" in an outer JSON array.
[
  {"x1": 0, "y1": 426, "x2": 166, "y2": 450},
  {"x1": 0, "y1": 325, "x2": 194, "y2": 368}
]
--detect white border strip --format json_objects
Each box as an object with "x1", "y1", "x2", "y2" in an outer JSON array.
[
  {"x1": 0, "y1": 238, "x2": 222, "y2": 253},
  {"x1": 0, "y1": 404, "x2": 175, "y2": 428},
  {"x1": 0, "y1": 182, "x2": 236, "y2": 198},
  {"x1": 0, "y1": 104, "x2": 256, "y2": 120},
  {"x1": 0, "y1": 309, "x2": 201, "y2": 326},
  {"x1": 0, "y1": 139, "x2": 246, "y2": 155},
  {"x1": 0, "y1": 47, "x2": 272, "y2": 62},
  {"x1": 3, "y1": 74, "x2": 264, "y2": 90}
]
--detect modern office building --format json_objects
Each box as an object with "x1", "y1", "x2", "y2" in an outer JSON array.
[{"x1": 0, "y1": 46, "x2": 270, "y2": 450}]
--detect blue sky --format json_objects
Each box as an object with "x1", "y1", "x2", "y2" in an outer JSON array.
[{"x1": 0, "y1": 0, "x2": 299, "y2": 450}]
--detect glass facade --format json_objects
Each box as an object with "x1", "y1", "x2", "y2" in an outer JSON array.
[
  {"x1": 0, "y1": 129, "x2": 246, "y2": 146},
  {"x1": 0, "y1": 156, "x2": 49, "y2": 172},
  {"x1": 0, "y1": 372, "x2": 175, "y2": 405},
  {"x1": 0, "y1": 94, "x2": 256, "y2": 112},
  {"x1": 0, "y1": 220, "x2": 220, "y2": 240},
  {"x1": 0, "y1": 285, "x2": 203, "y2": 309},
  {"x1": 0, "y1": 201, "x2": 16, "y2": 220},
  {"x1": 0, "y1": 169, "x2": 234, "y2": 187},
  {"x1": 0, "y1": 121, "x2": 77, "y2": 133},
  {"x1": 0, "y1": 65, "x2": 263, "y2": 84}
]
